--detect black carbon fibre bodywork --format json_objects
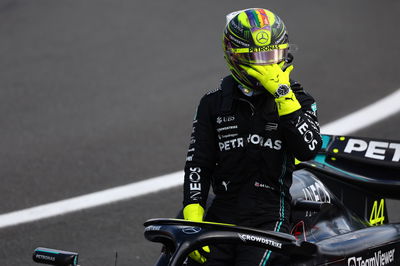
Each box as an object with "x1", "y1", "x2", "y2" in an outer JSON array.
[{"x1": 144, "y1": 135, "x2": 400, "y2": 266}]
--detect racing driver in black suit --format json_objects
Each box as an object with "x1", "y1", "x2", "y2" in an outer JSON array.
[{"x1": 182, "y1": 8, "x2": 322, "y2": 266}]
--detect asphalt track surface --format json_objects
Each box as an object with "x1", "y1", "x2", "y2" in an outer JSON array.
[{"x1": 0, "y1": 0, "x2": 399, "y2": 265}]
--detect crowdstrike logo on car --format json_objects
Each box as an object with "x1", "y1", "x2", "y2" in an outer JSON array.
[
  {"x1": 347, "y1": 248, "x2": 395, "y2": 266},
  {"x1": 238, "y1": 234, "x2": 282, "y2": 249}
]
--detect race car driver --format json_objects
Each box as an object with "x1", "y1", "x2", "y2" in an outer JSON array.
[{"x1": 182, "y1": 8, "x2": 322, "y2": 265}]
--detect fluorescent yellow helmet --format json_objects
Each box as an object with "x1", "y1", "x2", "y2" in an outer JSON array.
[{"x1": 223, "y1": 8, "x2": 290, "y2": 90}]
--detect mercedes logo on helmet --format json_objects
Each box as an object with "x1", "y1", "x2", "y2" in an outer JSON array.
[
  {"x1": 256, "y1": 31, "x2": 269, "y2": 44},
  {"x1": 182, "y1": 226, "x2": 202, "y2": 234}
]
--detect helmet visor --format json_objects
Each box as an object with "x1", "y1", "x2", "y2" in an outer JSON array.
[{"x1": 228, "y1": 44, "x2": 289, "y2": 65}]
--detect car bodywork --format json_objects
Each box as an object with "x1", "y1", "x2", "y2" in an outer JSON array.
[
  {"x1": 32, "y1": 134, "x2": 400, "y2": 266},
  {"x1": 144, "y1": 134, "x2": 400, "y2": 266}
]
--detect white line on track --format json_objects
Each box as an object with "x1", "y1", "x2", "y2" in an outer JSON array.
[
  {"x1": 321, "y1": 89, "x2": 400, "y2": 135},
  {"x1": 0, "y1": 171, "x2": 183, "y2": 229},
  {"x1": 0, "y1": 89, "x2": 399, "y2": 229}
]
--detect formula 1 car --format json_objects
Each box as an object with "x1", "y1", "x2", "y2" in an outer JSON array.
[
  {"x1": 144, "y1": 134, "x2": 400, "y2": 266},
  {"x1": 33, "y1": 134, "x2": 400, "y2": 266}
]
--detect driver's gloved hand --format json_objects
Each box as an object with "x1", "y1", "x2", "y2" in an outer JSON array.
[
  {"x1": 183, "y1": 203, "x2": 210, "y2": 264},
  {"x1": 240, "y1": 62, "x2": 301, "y2": 116},
  {"x1": 188, "y1": 246, "x2": 210, "y2": 264}
]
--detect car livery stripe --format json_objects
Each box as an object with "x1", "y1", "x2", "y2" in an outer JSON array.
[{"x1": 260, "y1": 154, "x2": 287, "y2": 266}]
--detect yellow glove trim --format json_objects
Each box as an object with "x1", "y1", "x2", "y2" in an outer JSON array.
[
  {"x1": 180, "y1": 213, "x2": 235, "y2": 264},
  {"x1": 275, "y1": 90, "x2": 301, "y2": 116},
  {"x1": 183, "y1": 204, "x2": 208, "y2": 264},
  {"x1": 192, "y1": 220, "x2": 235, "y2": 226},
  {"x1": 189, "y1": 246, "x2": 210, "y2": 264},
  {"x1": 183, "y1": 203, "x2": 204, "y2": 222}
]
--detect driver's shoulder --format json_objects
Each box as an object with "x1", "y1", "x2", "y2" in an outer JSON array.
[{"x1": 200, "y1": 75, "x2": 234, "y2": 103}]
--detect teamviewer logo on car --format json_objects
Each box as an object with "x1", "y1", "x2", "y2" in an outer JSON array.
[{"x1": 347, "y1": 257, "x2": 356, "y2": 266}]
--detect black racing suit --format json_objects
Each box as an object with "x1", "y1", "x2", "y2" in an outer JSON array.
[{"x1": 183, "y1": 75, "x2": 322, "y2": 265}]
